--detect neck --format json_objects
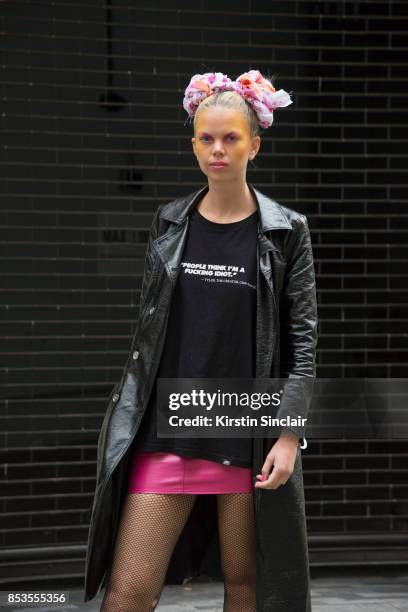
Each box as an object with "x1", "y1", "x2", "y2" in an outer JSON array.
[{"x1": 197, "y1": 179, "x2": 257, "y2": 221}]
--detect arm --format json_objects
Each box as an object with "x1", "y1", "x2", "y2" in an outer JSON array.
[
  {"x1": 255, "y1": 215, "x2": 318, "y2": 489},
  {"x1": 280, "y1": 214, "x2": 318, "y2": 378},
  {"x1": 278, "y1": 214, "x2": 318, "y2": 442}
]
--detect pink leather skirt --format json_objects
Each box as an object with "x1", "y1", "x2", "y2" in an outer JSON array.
[{"x1": 127, "y1": 450, "x2": 253, "y2": 494}]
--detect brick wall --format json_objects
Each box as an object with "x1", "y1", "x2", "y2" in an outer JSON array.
[{"x1": 1, "y1": 0, "x2": 407, "y2": 585}]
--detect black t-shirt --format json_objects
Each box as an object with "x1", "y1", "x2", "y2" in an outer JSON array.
[{"x1": 135, "y1": 205, "x2": 259, "y2": 467}]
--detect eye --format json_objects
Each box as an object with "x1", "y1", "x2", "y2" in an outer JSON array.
[{"x1": 199, "y1": 135, "x2": 237, "y2": 142}]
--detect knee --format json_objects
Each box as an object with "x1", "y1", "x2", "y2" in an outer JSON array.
[
  {"x1": 224, "y1": 564, "x2": 256, "y2": 592},
  {"x1": 101, "y1": 583, "x2": 161, "y2": 612}
]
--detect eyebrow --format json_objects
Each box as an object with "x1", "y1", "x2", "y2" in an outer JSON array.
[{"x1": 198, "y1": 131, "x2": 240, "y2": 137}]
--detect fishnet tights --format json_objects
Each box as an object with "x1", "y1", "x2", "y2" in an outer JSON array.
[{"x1": 100, "y1": 492, "x2": 257, "y2": 612}]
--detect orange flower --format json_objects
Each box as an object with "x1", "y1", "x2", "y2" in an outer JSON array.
[
  {"x1": 237, "y1": 71, "x2": 275, "y2": 97},
  {"x1": 193, "y1": 79, "x2": 212, "y2": 96}
]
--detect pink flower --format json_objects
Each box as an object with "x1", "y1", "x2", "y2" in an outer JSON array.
[
  {"x1": 183, "y1": 72, "x2": 235, "y2": 118},
  {"x1": 182, "y1": 69, "x2": 292, "y2": 128}
]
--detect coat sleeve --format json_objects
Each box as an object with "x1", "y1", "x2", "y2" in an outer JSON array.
[{"x1": 277, "y1": 214, "x2": 318, "y2": 446}]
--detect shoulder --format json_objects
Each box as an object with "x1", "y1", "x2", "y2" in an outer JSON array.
[
  {"x1": 277, "y1": 203, "x2": 307, "y2": 228},
  {"x1": 251, "y1": 185, "x2": 308, "y2": 233},
  {"x1": 266, "y1": 198, "x2": 308, "y2": 234}
]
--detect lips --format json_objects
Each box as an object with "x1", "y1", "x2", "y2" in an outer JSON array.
[{"x1": 210, "y1": 162, "x2": 228, "y2": 167}]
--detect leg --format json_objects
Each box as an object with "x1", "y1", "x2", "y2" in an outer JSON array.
[
  {"x1": 100, "y1": 492, "x2": 196, "y2": 612},
  {"x1": 217, "y1": 493, "x2": 257, "y2": 612}
]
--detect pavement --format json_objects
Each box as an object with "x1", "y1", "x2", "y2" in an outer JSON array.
[{"x1": 1, "y1": 568, "x2": 407, "y2": 611}]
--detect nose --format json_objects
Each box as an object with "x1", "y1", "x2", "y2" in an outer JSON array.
[{"x1": 212, "y1": 139, "x2": 226, "y2": 155}]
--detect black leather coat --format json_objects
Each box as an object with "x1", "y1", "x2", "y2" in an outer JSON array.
[{"x1": 83, "y1": 182, "x2": 318, "y2": 611}]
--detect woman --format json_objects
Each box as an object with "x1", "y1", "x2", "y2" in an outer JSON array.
[{"x1": 84, "y1": 70, "x2": 318, "y2": 612}]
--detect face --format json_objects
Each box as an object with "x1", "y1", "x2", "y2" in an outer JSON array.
[{"x1": 191, "y1": 107, "x2": 260, "y2": 181}]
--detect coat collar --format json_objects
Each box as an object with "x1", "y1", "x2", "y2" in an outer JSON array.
[{"x1": 159, "y1": 183, "x2": 293, "y2": 233}]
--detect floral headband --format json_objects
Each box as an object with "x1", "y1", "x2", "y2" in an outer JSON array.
[{"x1": 183, "y1": 70, "x2": 293, "y2": 129}]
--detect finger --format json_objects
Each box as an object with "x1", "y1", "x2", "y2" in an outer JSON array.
[
  {"x1": 255, "y1": 467, "x2": 288, "y2": 489},
  {"x1": 259, "y1": 452, "x2": 275, "y2": 480},
  {"x1": 254, "y1": 478, "x2": 285, "y2": 489}
]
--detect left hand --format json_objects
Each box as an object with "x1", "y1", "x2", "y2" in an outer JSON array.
[{"x1": 254, "y1": 431, "x2": 299, "y2": 490}]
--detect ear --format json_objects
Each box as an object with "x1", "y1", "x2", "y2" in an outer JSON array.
[{"x1": 251, "y1": 135, "x2": 261, "y2": 157}]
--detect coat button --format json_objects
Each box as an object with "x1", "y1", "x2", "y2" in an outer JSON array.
[
  {"x1": 222, "y1": 459, "x2": 231, "y2": 465},
  {"x1": 149, "y1": 306, "x2": 155, "y2": 315},
  {"x1": 112, "y1": 393, "x2": 120, "y2": 403},
  {"x1": 132, "y1": 350, "x2": 139, "y2": 360}
]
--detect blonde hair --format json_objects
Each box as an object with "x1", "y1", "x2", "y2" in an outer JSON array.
[{"x1": 193, "y1": 90, "x2": 260, "y2": 140}]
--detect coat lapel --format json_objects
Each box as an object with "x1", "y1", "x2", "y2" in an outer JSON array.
[
  {"x1": 158, "y1": 182, "x2": 293, "y2": 231},
  {"x1": 154, "y1": 182, "x2": 293, "y2": 283}
]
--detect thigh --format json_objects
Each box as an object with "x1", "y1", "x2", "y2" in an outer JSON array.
[
  {"x1": 216, "y1": 493, "x2": 257, "y2": 581},
  {"x1": 107, "y1": 492, "x2": 197, "y2": 593}
]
